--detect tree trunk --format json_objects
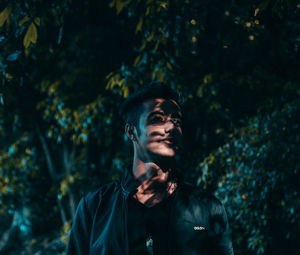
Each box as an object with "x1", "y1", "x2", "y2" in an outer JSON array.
[{"x1": 36, "y1": 125, "x2": 68, "y2": 226}]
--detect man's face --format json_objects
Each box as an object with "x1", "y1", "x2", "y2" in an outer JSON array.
[{"x1": 134, "y1": 98, "x2": 183, "y2": 162}]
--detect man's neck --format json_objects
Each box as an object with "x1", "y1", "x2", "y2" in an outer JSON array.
[{"x1": 131, "y1": 158, "x2": 177, "y2": 208}]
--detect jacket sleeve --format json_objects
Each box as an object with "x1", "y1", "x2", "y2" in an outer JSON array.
[
  {"x1": 66, "y1": 196, "x2": 92, "y2": 255},
  {"x1": 211, "y1": 199, "x2": 234, "y2": 255}
]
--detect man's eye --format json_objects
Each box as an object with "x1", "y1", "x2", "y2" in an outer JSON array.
[{"x1": 151, "y1": 116, "x2": 164, "y2": 123}]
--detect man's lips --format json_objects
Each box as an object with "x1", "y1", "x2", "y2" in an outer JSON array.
[{"x1": 160, "y1": 138, "x2": 176, "y2": 145}]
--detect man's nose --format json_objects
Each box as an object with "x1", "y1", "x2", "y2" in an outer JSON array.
[{"x1": 164, "y1": 119, "x2": 175, "y2": 133}]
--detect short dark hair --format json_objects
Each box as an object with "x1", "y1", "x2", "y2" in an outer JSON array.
[{"x1": 121, "y1": 82, "x2": 183, "y2": 129}]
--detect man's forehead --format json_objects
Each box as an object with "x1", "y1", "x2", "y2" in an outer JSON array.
[{"x1": 142, "y1": 98, "x2": 182, "y2": 115}]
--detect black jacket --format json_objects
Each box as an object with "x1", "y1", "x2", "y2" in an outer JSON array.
[{"x1": 67, "y1": 169, "x2": 234, "y2": 255}]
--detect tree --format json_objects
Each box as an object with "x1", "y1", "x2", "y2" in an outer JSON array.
[
  {"x1": 200, "y1": 99, "x2": 300, "y2": 254},
  {"x1": 0, "y1": 0, "x2": 299, "y2": 254}
]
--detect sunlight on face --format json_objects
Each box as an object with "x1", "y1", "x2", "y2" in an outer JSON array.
[{"x1": 136, "y1": 98, "x2": 183, "y2": 161}]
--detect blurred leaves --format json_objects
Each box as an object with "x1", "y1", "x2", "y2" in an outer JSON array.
[
  {"x1": 0, "y1": 0, "x2": 299, "y2": 254},
  {"x1": 199, "y1": 100, "x2": 300, "y2": 254}
]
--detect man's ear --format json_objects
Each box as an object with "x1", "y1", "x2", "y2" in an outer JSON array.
[{"x1": 125, "y1": 123, "x2": 137, "y2": 142}]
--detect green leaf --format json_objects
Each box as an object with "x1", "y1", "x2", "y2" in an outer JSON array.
[
  {"x1": 156, "y1": 68, "x2": 164, "y2": 82},
  {"x1": 136, "y1": 19, "x2": 143, "y2": 33},
  {"x1": 134, "y1": 55, "x2": 141, "y2": 66},
  {"x1": 146, "y1": 30, "x2": 154, "y2": 42},
  {"x1": 18, "y1": 16, "x2": 30, "y2": 26},
  {"x1": 166, "y1": 62, "x2": 172, "y2": 70},
  {"x1": 105, "y1": 72, "x2": 114, "y2": 80},
  {"x1": 0, "y1": 8, "x2": 12, "y2": 27},
  {"x1": 34, "y1": 17, "x2": 40, "y2": 26},
  {"x1": 122, "y1": 85, "x2": 129, "y2": 98},
  {"x1": 116, "y1": 0, "x2": 129, "y2": 15},
  {"x1": 23, "y1": 23, "x2": 38, "y2": 48}
]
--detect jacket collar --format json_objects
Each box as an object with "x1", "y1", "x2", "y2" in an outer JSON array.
[{"x1": 120, "y1": 168, "x2": 140, "y2": 198}]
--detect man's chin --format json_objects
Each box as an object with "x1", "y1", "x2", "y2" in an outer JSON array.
[
  {"x1": 149, "y1": 150, "x2": 180, "y2": 170},
  {"x1": 153, "y1": 149, "x2": 176, "y2": 158}
]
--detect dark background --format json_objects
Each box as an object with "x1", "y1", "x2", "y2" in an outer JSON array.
[{"x1": 0, "y1": 0, "x2": 299, "y2": 254}]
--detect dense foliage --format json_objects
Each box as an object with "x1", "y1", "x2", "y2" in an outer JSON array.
[{"x1": 0, "y1": 0, "x2": 299, "y2": 254}]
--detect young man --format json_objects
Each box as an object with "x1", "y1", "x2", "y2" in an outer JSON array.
[{"x1": 67, "y1": 84, "x2": 234, "y2": 255}]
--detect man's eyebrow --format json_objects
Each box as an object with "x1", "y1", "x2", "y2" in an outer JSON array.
[{"x1": 147, "y1": 110, "x2": 183, "y2": 119}]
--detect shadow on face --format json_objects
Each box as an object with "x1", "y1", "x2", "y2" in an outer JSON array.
[{"x1": 136, "y1": 98, "x2": 183, "y2": 163}]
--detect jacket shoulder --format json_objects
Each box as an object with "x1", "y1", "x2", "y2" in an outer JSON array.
[
  {"x1": 180, "y1": 182, "x2": 225, "y2": 210},
  {"x1": 180, "y1": 183, "x2": 229, "y2": 228},
  {"x1": 83, "y1": 179, "x2": 121, "y2": 215}
]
